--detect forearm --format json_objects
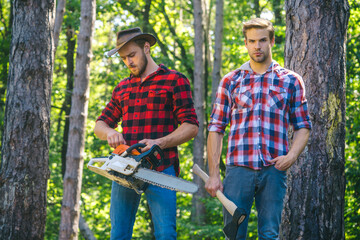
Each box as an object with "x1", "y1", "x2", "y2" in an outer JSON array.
[
  {"x1": 288, "y1": 128, "x2": 310, "y2": 160},
  {"x1": 94, "y1": 121, "x2": 114, "y2": 140},
  {"x1": 269, "y1": 128, "x2": 310, "y2": 170},
  {"x1": 157, "y1": 122, "x2": 199, "y2": 149},
  {"x1": 207, "y1": 131, "x2": 224, "y2": 177},
  {"x1": 205, "y1": 131, "x2": 224, "y2": 196},
  {"x1": 94, "y1": 120, "x2": 126, "y2": 148}
]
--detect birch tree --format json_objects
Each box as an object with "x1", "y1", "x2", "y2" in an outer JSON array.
[
  {"x1": 281, "y1": 1, "x2": 350, "y2": 239},
  {"x1": 59, "y1": 0, "x2": 96, "y2": 238}
]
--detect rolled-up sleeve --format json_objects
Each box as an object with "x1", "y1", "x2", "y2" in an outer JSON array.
[
  {"x1": 173, "y1": 75, "x2": 199, "y2": 126},
  {"x1": 97, "y1": 86, "x2": 122, "y2": 129},
  {"x1": 208, "y1": 75, "x2": 232, "y2": 134},
  {"x1": 289, "y1": 75, "x2": 312, "y2": 130}
]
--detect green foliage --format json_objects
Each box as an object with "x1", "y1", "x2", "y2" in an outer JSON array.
[{"x1": 345, "y1": 1, "x2": 360, "y2": 239}]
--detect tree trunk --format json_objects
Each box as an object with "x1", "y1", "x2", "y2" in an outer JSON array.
[
  {"x1": 58, "y1": 0, "x2": 96, "y2": 238},
  {"x1": 191, "y1": 0, "x2": 207, "y2": 225},
  {"x1": 61, "y1": 27, "x2": 76, "y2": 177},
  {"x1": 281, "y1": 1, "x2": 350, "y2": 240},
  {"x1": 211, "y1": 0, "x2": 224, "y2": 105},
  {"x1": 0, "y1": 0, "x2": 55, "y2": 238},
  {"x1": 54, "y1": 0, "x2": 66, "y2": 52}
]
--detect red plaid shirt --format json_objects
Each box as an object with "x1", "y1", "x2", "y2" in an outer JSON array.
[{"x1": 97, "y1": 64, "x2": 198, "y2": 175}]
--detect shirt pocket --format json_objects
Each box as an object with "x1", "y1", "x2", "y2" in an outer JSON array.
[
  {"x1": 119, "y1": 92, "x2": 131, "y2": 115},
  {"x1": 233, "y1": 85, "x2": 253, "y2": 111},
  {"x1": 147, "y1": 89, "x2": 171, "y2": 110},
  {"x1": 267, "y1": 86, "x2": 287, "y2": 110}
]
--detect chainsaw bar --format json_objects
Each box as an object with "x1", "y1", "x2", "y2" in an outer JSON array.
[{"x1": 134, "y1": 168, "x2": 198, "y2": 194}]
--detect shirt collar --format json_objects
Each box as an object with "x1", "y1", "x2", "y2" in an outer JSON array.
[
  {"x1": 157, "y1": 64, "x2": 168, "y2": 72},
  {"x1": 239, "y1": 60, "x2": 280, "y2": 74},
  {"x1": 129, "y1": 64, "x2": 168, "y2": 81}
]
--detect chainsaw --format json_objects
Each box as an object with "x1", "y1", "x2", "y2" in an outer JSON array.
[{"x1": 87, "y1": 143, "x2": 198, "y2": 194}]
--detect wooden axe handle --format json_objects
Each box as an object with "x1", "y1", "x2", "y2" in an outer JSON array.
[{"x1": 193, "y1": 164, "x2": 237, "y2": 216}]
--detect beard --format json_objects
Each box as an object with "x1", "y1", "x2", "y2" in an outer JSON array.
[
  {"x1": 130, "y1": 51, "x2": 148, "y2": 77},
  {"x1": 250, "y1": 50, "x2": 270, "y2": 63}
]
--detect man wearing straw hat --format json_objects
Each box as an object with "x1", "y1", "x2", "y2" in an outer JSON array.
[{"x1": 94, "y1": 27, "x2": 199, "y2": 240}]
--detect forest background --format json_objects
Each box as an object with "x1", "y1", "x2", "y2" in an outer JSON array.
[{"x1": 0, "y1": 0, "x2": 359, "y2": 239}]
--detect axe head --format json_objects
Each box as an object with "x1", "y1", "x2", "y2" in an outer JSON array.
[{"x1": 223, "y1": 207, "x2": 247, "y2": 240}]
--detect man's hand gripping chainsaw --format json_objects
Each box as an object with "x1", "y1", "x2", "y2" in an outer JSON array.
[{"x1": 88, "y1": 143, "x2": 198, "y2": 194}]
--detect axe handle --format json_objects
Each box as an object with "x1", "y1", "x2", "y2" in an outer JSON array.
[{"x1": 193, "y1": 164, "x2": 237, "y2": 216}]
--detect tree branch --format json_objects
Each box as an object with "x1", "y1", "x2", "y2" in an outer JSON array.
[
  {"x1": 79, "y1": 214, "x2": 97, "y2": 240},
  {"x1": 117, "y1": 0, "x2": 172, "y2": 65},
  {"x1": 157, "y1": 0, "x2": 194, "y2": 79}
]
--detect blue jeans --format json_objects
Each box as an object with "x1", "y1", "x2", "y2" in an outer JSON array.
[
  {"x1": 223, "y1": 165, "x2": 287, "y2": 240},
  {"x1": 110, "y1": 166, "x2": 177, "y2": 240}
]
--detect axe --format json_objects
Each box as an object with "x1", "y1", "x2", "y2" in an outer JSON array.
[{"x1": 193, "y1": 164, "x2": 246, "y2": 240}]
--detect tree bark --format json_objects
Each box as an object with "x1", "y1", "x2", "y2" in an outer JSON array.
[
  {"x1": 211, "y1": 0, "x2": 224, "y2": 105},
  {"x1": 191, "y1": 0, "x2": 206, "y2": 225},
  {"x1": 281, "y1": 1, "x2": 350, "y2": 239},
  {"x1": 61, "y1": 27, "x2": 76, "y2": 177},
  {"x1": 58, "y1": 0, "x2": 96, "y2": 238},
  {"x1": 54, "y1": 0, "x2": 66, "y2": 52},
  {"x1": 0, "y1": 0, "x2": 55, "y2": 239}
]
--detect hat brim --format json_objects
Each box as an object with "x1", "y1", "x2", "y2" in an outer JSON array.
[{"x1": 106, "y1": 33, "x2": 157, "y2": 57}]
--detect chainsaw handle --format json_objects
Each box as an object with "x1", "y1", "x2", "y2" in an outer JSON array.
[
  {"x1": 87, "y1": 157, "x2": 108, "y2": 168},
  {"x1": 133, "y1": 144, "x2": 164, "y2": 169},
  {"x1": 148, "y1": 144, "x2": 164, "y2": 163},
  {"x1": 126, "y1": 143, "x2": 147, "y2": 155}
]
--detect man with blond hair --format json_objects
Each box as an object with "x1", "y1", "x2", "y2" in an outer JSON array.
[{"x1": 206, "y1": 18, "x2": 312, "y2": 239}]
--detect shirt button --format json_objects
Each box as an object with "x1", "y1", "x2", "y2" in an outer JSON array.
[
  {"x1": 133, "y1": 130, "x2": 136, "y2": 132},
  {"x1": 135, "y1": 114, "x2": 138, "y2": 117},
  {"x1": 258, "y1": 117, "x2": 261, "y2": 120},
  {"x1": 137, "y1": 100, "x2": 140, "y2": 103}
]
